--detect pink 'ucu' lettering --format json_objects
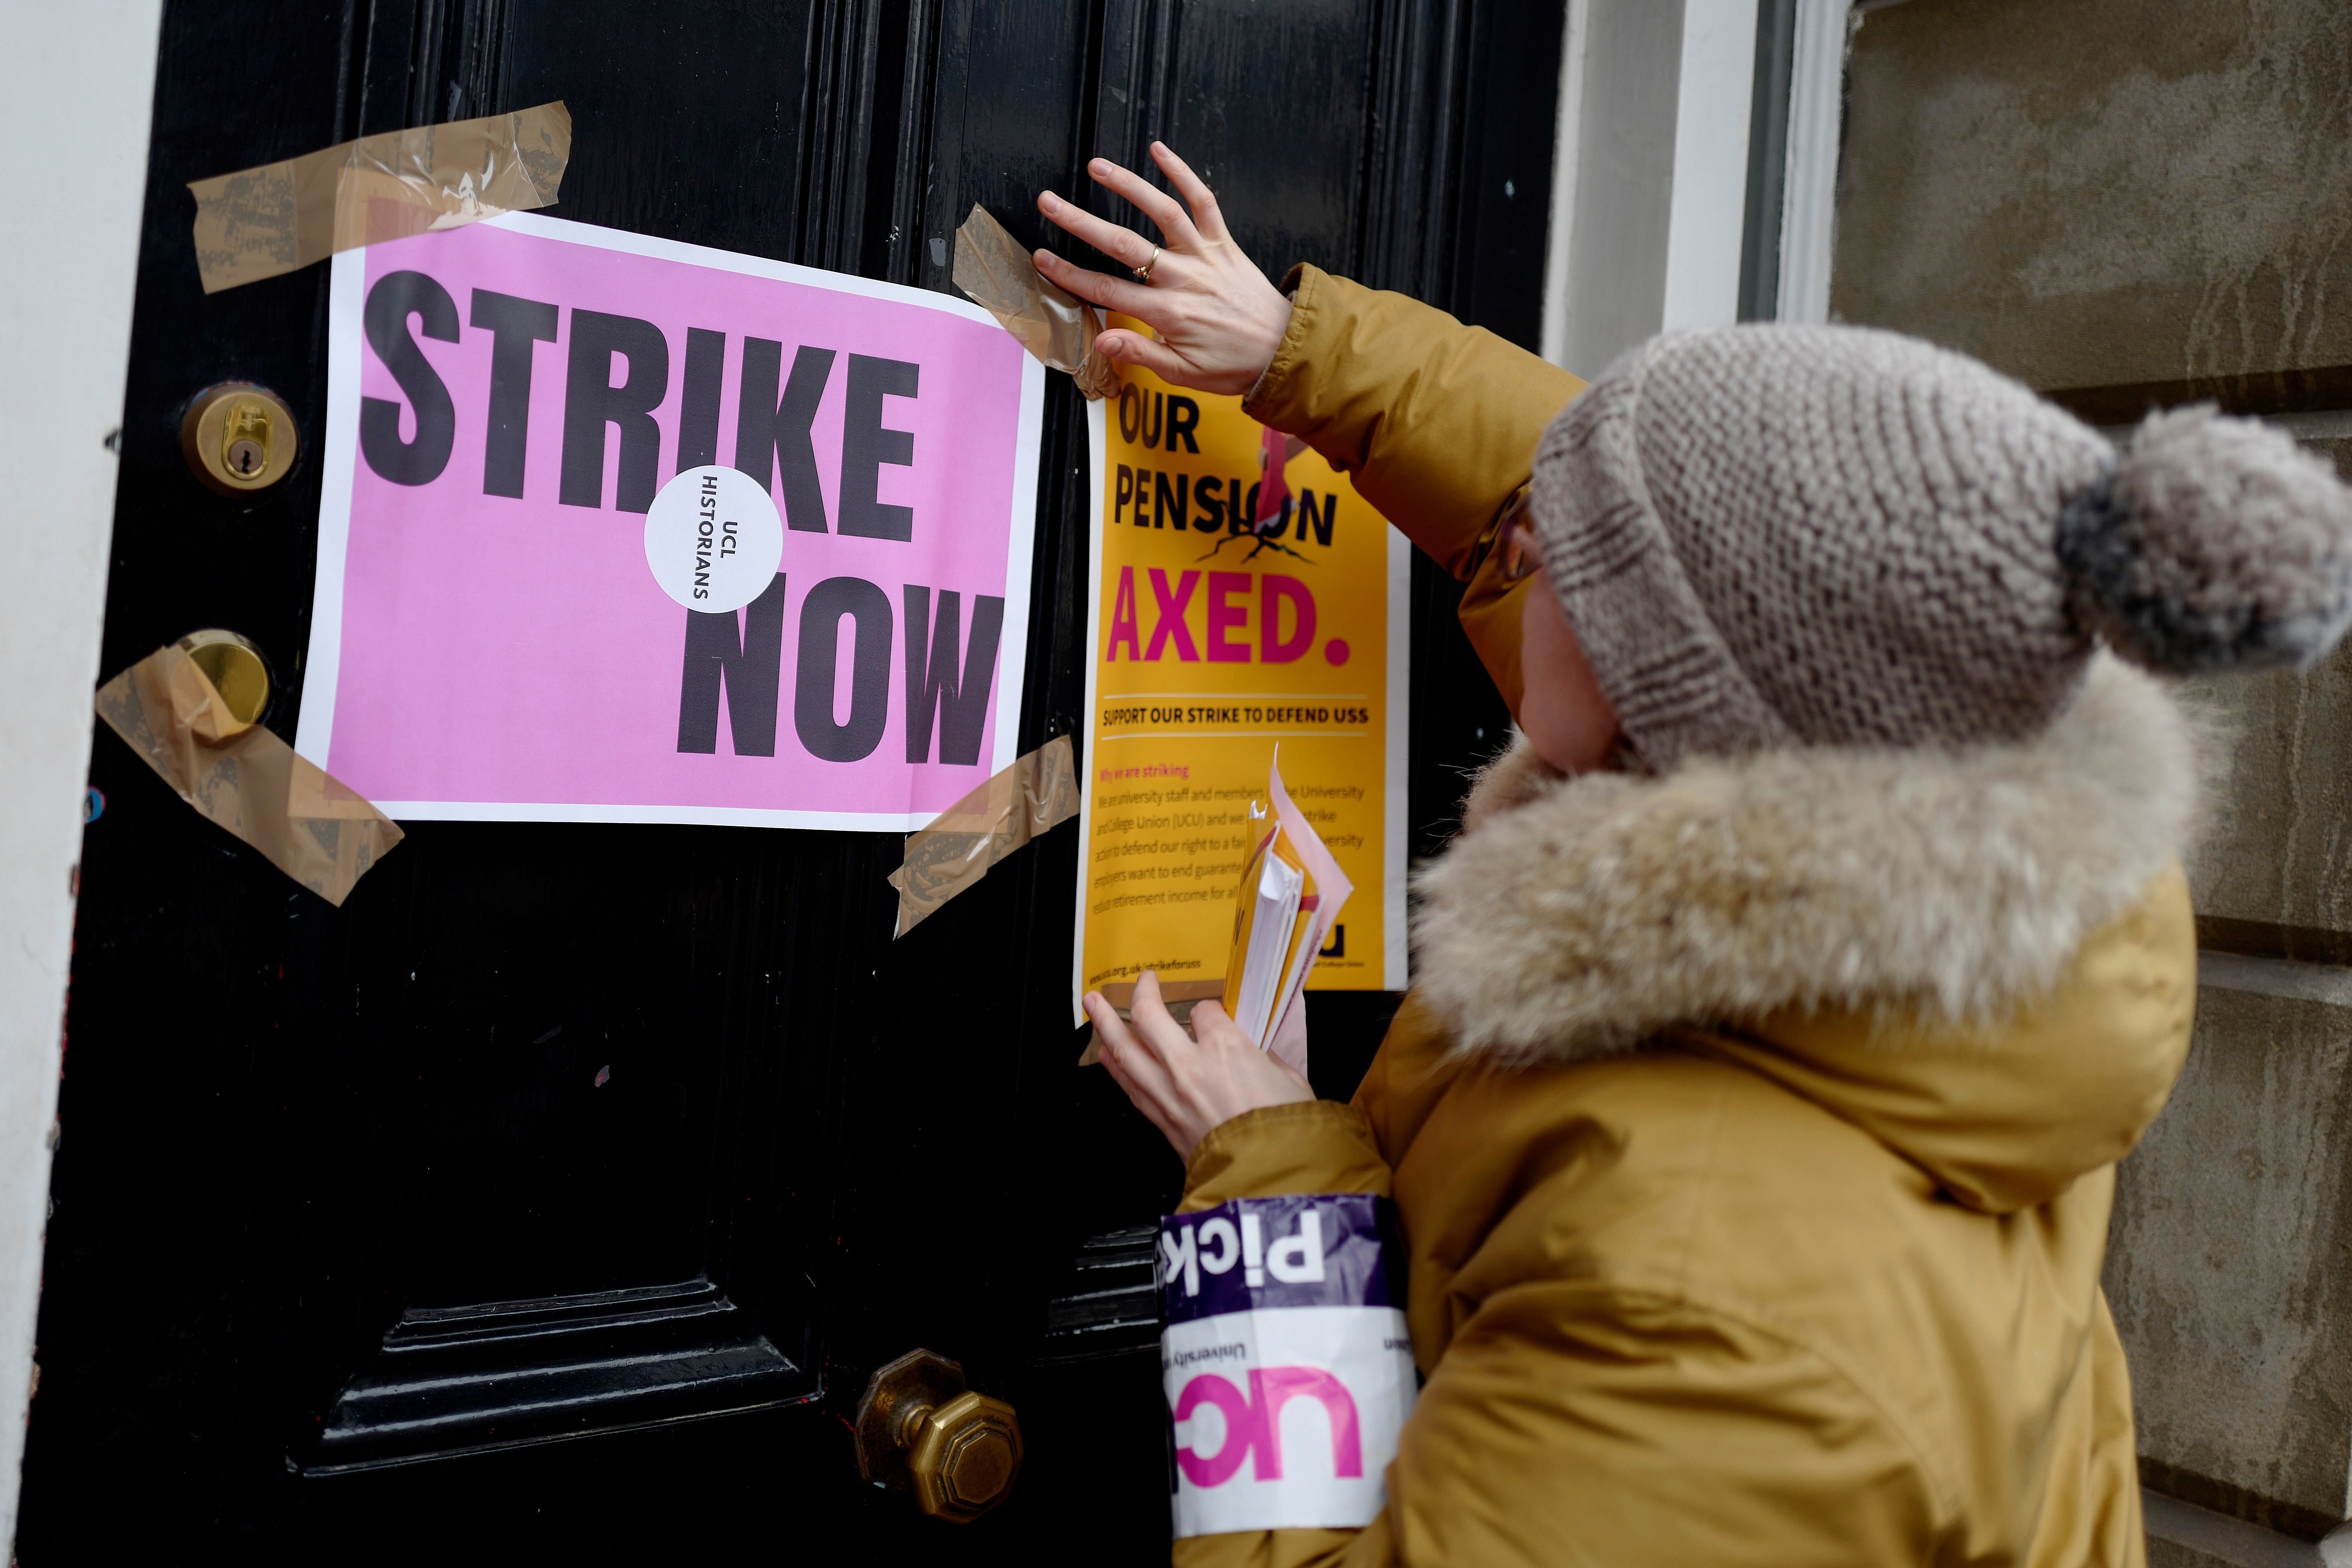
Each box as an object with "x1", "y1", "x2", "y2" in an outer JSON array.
[{"x1": 1174, "y1": 1366, "x2": 1364, "y2": 1486}]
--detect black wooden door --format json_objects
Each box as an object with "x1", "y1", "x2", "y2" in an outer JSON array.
[{"x1": 27, "y1": 1, "x2": 1556, "y2": 1560}]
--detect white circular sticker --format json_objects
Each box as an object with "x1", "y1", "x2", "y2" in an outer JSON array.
[{"x1": 643, "y1": 465, "x2": 785, "y2": 614}]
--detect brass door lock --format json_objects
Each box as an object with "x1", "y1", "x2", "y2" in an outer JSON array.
[
  {"x1": 182, "y1": 382, "x2": 297, "y2": 495},
  {"x1": 854, "y1": 1349, "x2": 1023, "y2": 1523}
]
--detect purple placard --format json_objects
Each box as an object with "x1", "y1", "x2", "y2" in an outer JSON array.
[{"x1": 1160, "y1": 1194, "x2": 1396, "y2": 1324}]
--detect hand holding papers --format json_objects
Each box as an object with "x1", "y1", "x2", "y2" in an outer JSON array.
[
  {"x1": 1079, "y1": 758, "x2": 1335, "y2": 1155},
  {"x1": 1080, "y1": 754, "x2": 1351, "y2": 1077}
]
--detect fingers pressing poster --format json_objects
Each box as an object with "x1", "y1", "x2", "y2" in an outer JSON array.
[
  {"x1": 1075, "y1": 355, "x2": 1409, "y2": 1019},
  {"x1": 299, "y1": 212, "x2": 1044, "y2": 829}
]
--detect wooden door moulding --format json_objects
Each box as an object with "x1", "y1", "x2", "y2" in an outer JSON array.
[
  {"x1": 1359, "y1": 0, "x2": 1478, "y2": 306},
  {"x1": 308, "y1": 1278, "x2": 808, "y2": 1471},
  {"x1": 801, "y1": 0, "x2": 893, "y2": 276},
  {"x1": 1036, "y1": 1224, "x2": 1160, "y2": 1365}
]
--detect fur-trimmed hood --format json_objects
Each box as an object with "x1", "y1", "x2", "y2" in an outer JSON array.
[{"x1": 1414, "y1": 656, "x2": 2205, "y2": 1065}]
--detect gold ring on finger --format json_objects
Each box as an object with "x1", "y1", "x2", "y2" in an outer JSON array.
[{"x1": 1133, "y1": 245, "x2": 1160, "y2": 284}]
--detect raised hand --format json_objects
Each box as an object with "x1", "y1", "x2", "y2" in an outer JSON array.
[{"x1": 1035, "y1": 143, "x2": 1295, "y2": 396}]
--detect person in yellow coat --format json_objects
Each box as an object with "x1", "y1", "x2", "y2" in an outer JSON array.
[{"x1": 1038, "y1": 146, "x2": 2352, "y2": 1566}]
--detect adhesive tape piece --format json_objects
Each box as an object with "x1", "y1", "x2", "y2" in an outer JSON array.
[
  {"x1": 1075, "y1": 980, "x2": 1223, "y2": 1066},
  {"x1": 888, "y1": 734, "x2": 1079, "y2": 937},
  {"x1": 94, "y1": 644, "x2": 403, "y2": 906},
  {"x1": 167, "y1": 642, "x2": 255, "y2": 743},
  {"x1": 188, "y1": 102, "x2": 573, "y2": 294},
  {"x1": 953, "y1": 205, "x2": 1121, "y2": 401}
]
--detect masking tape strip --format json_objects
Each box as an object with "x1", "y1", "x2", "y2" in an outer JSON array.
[
  {"x1": 1075, "y1": 979, "x2": 1224, "y2": 1067},
  {"x1": 94, "y1": 644, "x2": 403, "y2": 906},
  {"x1": 954, "y1": 205, "x2": 1122, "y2": 401},
  {"x1": 188, "y1": 101, "x2": 573, "y2": 294},
  {"x1": 888, "y1": 734, "x2": 1079, "y2": 937}
]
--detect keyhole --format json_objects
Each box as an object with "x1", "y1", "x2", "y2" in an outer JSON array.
[{"x1": 184, "y1": 385, "x2": 295, "y2": 496}]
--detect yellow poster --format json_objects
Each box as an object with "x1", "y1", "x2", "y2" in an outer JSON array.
[{"x1": 1075, "y1": 363, "x2": 1408, "y2": 1017}]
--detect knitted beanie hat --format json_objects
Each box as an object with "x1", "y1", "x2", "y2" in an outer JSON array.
[{"x1": 1528, "y1": 324, "x2": 2352, "y2": 770}]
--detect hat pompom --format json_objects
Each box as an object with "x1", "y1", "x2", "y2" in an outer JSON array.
[{"x1": 2058, "y1": 405, "x2": 2352, "y2": 674}]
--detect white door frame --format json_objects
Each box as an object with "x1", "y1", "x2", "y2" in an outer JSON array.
[
  {"x1": 1774, "y1": 0, "x2": 1855, "y2": 325},
  {"x1": 1540, "y1": 0, "x2": 1854, "y2": 371},
  {"x1": 0, "y1": 0, "x2": 163, "y2": 1550}
]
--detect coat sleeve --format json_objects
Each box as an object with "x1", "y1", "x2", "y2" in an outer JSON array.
[
  {"x1": 1241, "y1": 266, "x2": 1586, "y2": 714},
  {"x1": 1169, "y1": 1108, "x2": 1940, "y2": 1568}
]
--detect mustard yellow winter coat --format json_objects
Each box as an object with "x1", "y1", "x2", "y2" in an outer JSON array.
[{"x1": 1169, "y1": 267, "x2": 2204, "y2": 1566}]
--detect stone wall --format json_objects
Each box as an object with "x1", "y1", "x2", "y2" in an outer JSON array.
[
  {"x1": 1834, "y1": 0, "x2": 2352, "y2": 1553},
  {"x1": 1836, "y1": 0, "x2": 2352, "y2": 412}
]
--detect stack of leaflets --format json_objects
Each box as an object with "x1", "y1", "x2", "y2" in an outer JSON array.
[
  {"x1": 1221, "y1": 757, "x2": 1351, "y2": 1050},
  {"x1": 1223, "y1": 829, "x2": 1317, "y2": 1048}
]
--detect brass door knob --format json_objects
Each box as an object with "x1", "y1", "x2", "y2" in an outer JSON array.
[
  {"x1": 175, "y1": 629, "x2": 271, "y2": 739},
  {"x1": 854, "y1": 1349, "x2": 1023, "y2": 1523}
]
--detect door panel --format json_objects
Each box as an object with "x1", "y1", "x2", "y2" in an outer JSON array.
[
  {"x1": 1097, "y1": 0, "x2": 1376, "y2": 273},
  {"x1": 500, "y1": 2, "x2": 822, "y2": 260},
  {"x1": 296, "y1": 820, "x2": 826, "y2": 1470},
  {"x1": 27, "y1": 0, "x2": 1559, "y2": 1558}
]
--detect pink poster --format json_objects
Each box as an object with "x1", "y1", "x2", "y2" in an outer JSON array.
[{"x1": 297, "y1": 212, "x2": 1044, "y2": 830}]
